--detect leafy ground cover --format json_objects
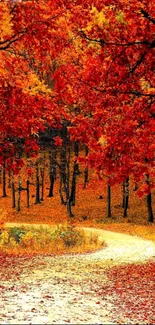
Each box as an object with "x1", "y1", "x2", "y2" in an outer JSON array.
[
  {"x1": 0, "y1": 248, "x2": 155, "y2": 324},
  {"x1": 0, "y1": 175, "x2": 155, "y2": 243},
  {"x1": 105, "y1": 261, "x2": 155, "y2": 324},
  {"x1": 0, "y1": 175, "x2": 155, "y2": 324}
]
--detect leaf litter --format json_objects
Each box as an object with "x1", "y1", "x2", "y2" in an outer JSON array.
[{"x1": 0, "y1": 228, "x2": 155, "y2": 324}]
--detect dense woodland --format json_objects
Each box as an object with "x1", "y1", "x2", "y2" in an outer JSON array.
[
  {"x1": 0, "y1": 0, "x2": 155, "y2": 223},
  {"x1": 0, "y1": 3, "x2": 155, "y2": 324}
]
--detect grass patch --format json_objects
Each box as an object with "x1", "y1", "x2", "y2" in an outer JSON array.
[{"x1": 0, "y1": 224, "x2": 105, "y2": 255}]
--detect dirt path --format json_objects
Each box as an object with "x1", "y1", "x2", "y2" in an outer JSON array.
[
  {"x1": 1, "y1": 225, "x2": 155, "y2": 324},
  {"x1": 5, "y1": 223, "x2": 155, "y2": 263}
]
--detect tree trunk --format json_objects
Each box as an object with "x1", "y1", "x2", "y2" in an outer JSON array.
[
  {"x1": 17, "y1": 177, "x2": 22, "y2": 211},
  {"x1": 83, "y1": 145, "x2": 89, "y2": 189},
  {"x1": 40, "y1": 168, "x2": 44, "y2": 201},
  {"x1": 122, "y1": 181, "x2": 125, "y2": 208},
  {"x1": 26, "y1": 179, "x2": 30, "y2": 208},
  {"x1": 70, "y1": 164, "x2": 77, "y2": 206},
  {"x1": 40, "y1": 153, "x2": 46, "y2": 201},
  {"x1": 70, "y1": 142, "x2": 79, "y2": 206},
  {"x1": 59, "y1": 175, "x2": 65, "y2": 204},
  {"x1": 107, "y1": 182, "x2": 112, "y2": 218},
  {"x1": 147, "y1": 193, "x2": 154, "y2": 223},
  {"x1": 35, "y1": 161, "x2": 40, "y2": 204},
  {"x1": 59, "y1": 127, "x2": 67, "y2": 204},
  {"x1": 8, "y1": 170, "x2": 11, "y2": 188},
  {"x1": 66, "y1": 143, "x2": 74, "y2": 217},
  {"x1": 2, "y1": 158, "x2": 7, "y2": 197},
  {"x1": 49, "y1": 173, "x2": 55, "y2": 197},
  {"x1": 146, "y1": 174, "x2": 154, "y2": 223},
  {"x1": 11, "y1": 181, "x2": 16, "y2": 208},
  {"x1": 123, "y1": 176, "x2": 129, "y2": 217},
  {"x1": 48, "y1": 148, "x2": 57, "y2": 197},
  {"x1": 67, "y1": 197, "x2": 74, "y2": 217}
]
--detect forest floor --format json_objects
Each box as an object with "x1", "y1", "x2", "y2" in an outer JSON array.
[
  {"x1": 0, "y1": 175, "x2": 155, "y2": 324},
  {"x1": 0, "y1": 227, "x2": 155, "y2": 324},
  {"x1": 1, "y1": 175, "x2": 155, "y2": 241}
]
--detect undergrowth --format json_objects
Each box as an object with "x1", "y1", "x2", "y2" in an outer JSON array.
[{"x1": 0, "y1": 224, "x2": 105, "y2": 255}]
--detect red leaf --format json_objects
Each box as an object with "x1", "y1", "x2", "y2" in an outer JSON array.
[{"x1": 54, "y1": 136, "x2": 63, "y2": 146}]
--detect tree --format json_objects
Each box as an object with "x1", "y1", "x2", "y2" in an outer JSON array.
[
  {"x1": 0, "y1": 0, "x2": 154, "y2": 222},
  {"x1": 54, "y1": 0, "x2": 155, "y2": 221}
]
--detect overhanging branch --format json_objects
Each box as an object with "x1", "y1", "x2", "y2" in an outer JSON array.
[{"x1": 140, "y1": 9, "x2": 155, "y2": 25}]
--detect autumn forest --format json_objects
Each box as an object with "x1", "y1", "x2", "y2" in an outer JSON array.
[{"x1": 0, "y1": 1, "x2": 155, "y2": 324}]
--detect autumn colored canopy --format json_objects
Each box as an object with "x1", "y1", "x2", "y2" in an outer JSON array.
[{"x1": 0, "y1": 0, "x2": 154, "y2": 193}]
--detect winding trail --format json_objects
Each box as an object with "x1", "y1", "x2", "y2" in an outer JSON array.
[
  {"x1": 79, "y1": 227, "x2": 155, "y2": 263},
  {"x1": 1, "y1": 225, "x2": 155, "y2": 324}
]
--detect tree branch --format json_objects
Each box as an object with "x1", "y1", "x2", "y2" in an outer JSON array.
[
  {"x1": 78, "y1": 78, "x2": 155, "y2": 98},
  {"x1": 0, "y1": 30, "x2": 28, "y2": 51},
  {"x1": 0, "y1": 36, "x2": 24, "y2": 51},
  {"x1": 79, "y1": 30, "x2": 152, "y2": 47},
  {"x1": 140, "y1": 9, "x2": 155, "y2": 25}
]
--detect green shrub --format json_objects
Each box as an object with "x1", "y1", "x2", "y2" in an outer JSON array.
[
  {"x1": 9, "y1": 227, "x2": 26, "y2": 243},
  {"x1": 51, "y1": 225, "x2": 83, "y2": 247}
]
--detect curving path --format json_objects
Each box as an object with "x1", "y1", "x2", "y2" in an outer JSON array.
[
  {"x1": 5, "y1": 223, "x2": 155, "y2": 263},
  {"x1": 1, "y1": 225, "x2": 155, "y2": 324},
  {"x1": 78, "y1": 227, "x2": 155, "y2": 263}
]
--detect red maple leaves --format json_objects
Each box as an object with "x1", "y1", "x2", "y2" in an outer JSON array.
[{"x1": 0, "y1": 0, "x2": 154, "y2": 198}]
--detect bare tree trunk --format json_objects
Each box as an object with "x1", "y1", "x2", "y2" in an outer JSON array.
[
  {"x1": 122, "y1": 181, "x2": 125, "y2": 208},
  {"x1": 70, "y1": 142, "x2": 79, "y2": 206},
  {"x1": 58, "y1": 123, "x2": 74, "y2": 217},
  {"x1": 146, "y1": 174, "x2": 154, "y2": 223},
  {"x1": 35, "y1": 161, "x2": 40, "y2": 204},
  {"x1": 59, "y1": 174, "x2": 65, "y2": 204},
  {"x1": 123, "y1": 176, "x2": 129, "y2": 217},
  {"x1": 48, "y1": 148, "x2": 57, "y2": 197},
  {"x1": 17, "y1": 177, "x2": 22, "y2": 211},
  {"x1": 83, "y1": 145, "x2": 89, "y2": 189},
  {"x1": 147, "y1": 193, "x2": 154, "y2": 223},
  {"x1": 67, "y1": 197, "x2": 73, "y2": 217},
  {"x1": 26, "y1": 179, "x2": 30, "y2": 208},
  {"x1": 11, "y1": 180, "x2": 16, "y2": 208},
  {"x1": 40, "y1": 168, "x2": 44, "y2": 201},
  {"x1": 107, "y1": 182, "x2": 112, "y2": 218},
  {"x1": 66, "y1": 144, "x2": 74, "y2": 217},
  {"x1": 2, "y1": 158, "x2": 7, "y2": 197},
  {"x1": 40, "y1": 153, "x2": 46, "y2": 201},
  {"x1": 49, "y1": 173, "x2": 55, "y2": 197},
  {"x1": 59, "y1": 127, "x2": 67, "y2": 205}
]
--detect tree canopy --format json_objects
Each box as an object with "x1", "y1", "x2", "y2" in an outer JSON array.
[{"x1": 0, "y1": 0, "x2": 154, "y2": 195}]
